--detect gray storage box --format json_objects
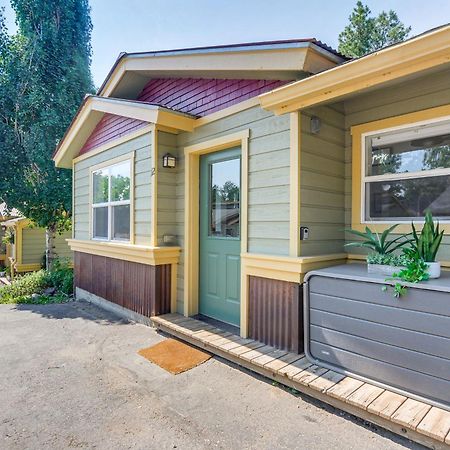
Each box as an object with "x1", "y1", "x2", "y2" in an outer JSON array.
[{"x1": 304, "y1": 264, "x2": 450, "y2": 410}]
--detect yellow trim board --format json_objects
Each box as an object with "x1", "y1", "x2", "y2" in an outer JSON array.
[
  {"x1": 15, "y1": 263, "x2": 42, "y2": 273},
  {"x1": 351, "y1": 105, "x2": 450, "y2": 233},
  {"x1": 289, "y1": 111, "x2": 301, "y2": 256},
  {"x1": 150, "y1": 125, "x2": 158, "y2": 247},
  {"x1": 67, "y1": 239, "x2": 180, "y2": 266},
  {"x1": 259, "y1": 25, "x2": 450, "y2": 113},
  {"x1": 183, "y1": 129, "x2": 250, "y2": 335},
  {"x1": 242, "y1": 252, "x2": 348, "y2": 283}
]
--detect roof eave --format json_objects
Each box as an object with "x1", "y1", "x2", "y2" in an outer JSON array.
[
  {"x1": 98, "y1": 41, "x2": 345, "y2": 98},
  {"x1": 259, "y1": 25, "x2": 450, "y2": 114},
  {"x1": 53, "y1": 97, "x2": 196, "y2": 168}
]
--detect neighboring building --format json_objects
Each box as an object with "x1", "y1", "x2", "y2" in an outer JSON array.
[
  {"x1": 0, "y1": 203, "x2": 19, "y2": 267},
  {"x1": 54, "y1": 26, "x2": 450, "y2": 352},
  {"x1": 1, "y1": 218, "x2": 72, "y2": 274}
]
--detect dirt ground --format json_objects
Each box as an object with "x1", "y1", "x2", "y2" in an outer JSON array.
[{"x1": 0, "y1": 301, "x2": 424, "y2": 449}]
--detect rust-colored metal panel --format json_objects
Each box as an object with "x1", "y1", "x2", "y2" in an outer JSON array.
[
  {"x1": 248, "y1": 276, "x2": 303, "y2": 353},
  {"x1": 74, "y1": 251, "x2": 171, "y2": 317}
]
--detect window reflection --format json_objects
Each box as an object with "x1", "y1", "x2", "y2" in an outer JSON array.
[{"x1": 209, "y1": 158, "x2": 240, "y2": 238}]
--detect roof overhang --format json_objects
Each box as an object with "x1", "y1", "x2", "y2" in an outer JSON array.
[
  {"x1": 99, "y1": 41, "x2": 346, "y2": 99},
  {"x1": 259, "y1": 25, "x2": 450, "y2": 114},
  {"x1": 53, "y1": 96, "x2": 196, "y2": 168}
]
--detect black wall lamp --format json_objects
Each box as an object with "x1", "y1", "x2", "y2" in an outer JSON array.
[{"x1": 162, "y1": 153, "x2": 176, "y2": 169}]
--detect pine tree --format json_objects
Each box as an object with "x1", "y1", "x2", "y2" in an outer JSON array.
[
  {"x1": 0, "y1": 1, "x2": 94, "y2": 269},
  {"x1": 338, "y1": 1, "x2": 411, "y2": 58}
]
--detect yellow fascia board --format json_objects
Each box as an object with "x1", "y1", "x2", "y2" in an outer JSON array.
[
  {"x1": 15, "y1": 263, "x2": 42, "y2": 273},
  {"x1": 241, "y1": 252, "x2": 348, "y2": 283},
  {"x1": 351, "y1": 104, "x2": 450, "y2": 234},
  {"x1": 67, "y1": 239, "x2": 181, "y2": 266},
  {"x1": 54, "y1": 96, "x2": 195, "y2": 169},
  {"x1": 259, "y1": 25, "x2": 450, "y2": 114}
]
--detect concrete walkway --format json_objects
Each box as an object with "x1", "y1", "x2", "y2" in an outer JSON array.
[{"x1": 0, "y1": 302, "x2": 423, "y2": 449}]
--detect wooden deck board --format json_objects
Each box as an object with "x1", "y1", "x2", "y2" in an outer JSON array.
[
  {"x1": 252, "y1": 348, "x2": 289, "y2": 367},
  {"x1": 210, "y1": 334, "x2": 242, "y2": 348},
  {"x1": 151, "y1": 313, "x2": 450, "y2": 450},
  {"x1": 229, "y1": 341, "x2": 266, "y2": 356},
  {"x1": 391, "y1": 398, "x2": 432, "y2": 430},
  {"x1": 326, "y1": 377, "x2": 364, "y2": 400},
  {"x1": 292, "y1": 365, "x2": 329, "y2": 386},
  {"x1": 345, "y1": 384, "x2": 384, "y2": 410},
  {"x1": 263, "y1": 353, "x2": 303, "y2": 372},
  {"x1": 309, "y1": 370, "x2": 346, "y2": 393},
  {"x1": 367, "y1": 391, "x2": 407, "y2": 420},
  {"x1": 416, "y1": 407, "x2": 450, "y2": 442},
  {"x1": 239, "y1": 345, "x2": 276, "y2": 362},
  {"x1": 278, "y1": 357, "x2": 312, "y2": 379}
]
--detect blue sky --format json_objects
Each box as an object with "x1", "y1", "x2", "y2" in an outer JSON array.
[{"x1": 2, "y1": 0, "x2": 450, "y2": 87}]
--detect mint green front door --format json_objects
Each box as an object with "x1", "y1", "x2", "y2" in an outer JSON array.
[{"x1": 199, "y1": 147, "x2": 241, "y2": 326}]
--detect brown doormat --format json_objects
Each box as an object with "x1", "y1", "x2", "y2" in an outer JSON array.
[{"x1": 138, "y1": 338, "x2": 211, "y2": 374}]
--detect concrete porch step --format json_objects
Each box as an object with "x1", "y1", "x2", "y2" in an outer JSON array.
[{"x1": 152, "y1": 313, "x2": 450, "y2": 450}]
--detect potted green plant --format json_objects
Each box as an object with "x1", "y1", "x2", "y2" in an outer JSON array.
[
  {"x1": 409, "y1": 211, "x2": 444, "y2": 279},
  {"x1": 345, "y1": 224, "x2": 412, "y2": 276}
]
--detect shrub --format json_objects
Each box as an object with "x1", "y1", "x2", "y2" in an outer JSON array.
[
  {"x1": 43, "y1": 259, "x2": 74, "y2": 295},
  {"x1": 0, "y1": 270, "x2": 47, "y2": 304},
  {"x1": 0, "y1": 259, "x2": 74, "y2": 304}
]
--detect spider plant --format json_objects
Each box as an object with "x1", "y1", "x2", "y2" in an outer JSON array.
[{"x1": 345, "y1": 224, "x2": 411, "y2": 255}]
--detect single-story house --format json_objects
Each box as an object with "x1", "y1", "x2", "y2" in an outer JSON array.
[
  {"x1": 1, "y1": 217, "x2": 72, "y2": 274},
  {"x1": 53, "y1": 25, "x2": 450, "y2": 353}
]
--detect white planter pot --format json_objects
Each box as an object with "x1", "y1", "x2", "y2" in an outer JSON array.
[
  {"x1": 367, "y1": 264, "x2": 404, "y2": 277},
  {"x1": 426, "y1": 262, "x2": 441, "y2": 279}
]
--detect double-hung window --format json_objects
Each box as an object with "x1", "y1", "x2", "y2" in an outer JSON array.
[
  {"x1": 362, "y1": 118, "x2": 450, "y2": 222},
  {"x1": 92, "y1": 160, "x2": 131, "y2": 241}
]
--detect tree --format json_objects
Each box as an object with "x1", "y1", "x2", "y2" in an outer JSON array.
[
  {"x1": 0, "y1": 1, "x2": 94, "y2": 269},
  {"x1": 338, "y1": 1, "x2": 411, "y2": 58}
]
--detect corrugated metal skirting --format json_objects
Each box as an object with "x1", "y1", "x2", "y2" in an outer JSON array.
[
  {"x1": 248, "y1": 276, "x2": 303, "y2": 353},
  {"x1": 74, "y1": 251, "x2": 171, "y2": 317}
]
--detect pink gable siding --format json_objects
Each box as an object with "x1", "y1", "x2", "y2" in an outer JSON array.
[
  {"x1": 79, "y1": 114, "x2": 148, "y2": 155},
  {"x1": 137, "y1": 78, "x2": 288, "y2": 116},
  {"x1": 79, "y1": 78, "x2": 289, "y2": 156}
]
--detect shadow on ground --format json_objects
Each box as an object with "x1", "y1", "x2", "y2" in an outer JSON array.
[{"x1": 12, "y1": 300, "x2": 128, "y2": 325}]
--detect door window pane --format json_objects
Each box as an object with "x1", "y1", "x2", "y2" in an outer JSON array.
[
  {"x1": 366, "y1": 175, "x2": 450, "y2": 220},
  {"x1": 93, "y1": 169, "x2": 109, "y2": 204},
  {"x1": 110, "y1": 162, "x2": 131, "y2": 202},
  {"x1": 112, "y1": 204, "x2": 130, "y2": 240},
  {"x1": 93, "y1": 206, "x2": 108, "y2": 238},
  {"x1": 209, "y1": 158, "x2": 240, "y2": 238}
]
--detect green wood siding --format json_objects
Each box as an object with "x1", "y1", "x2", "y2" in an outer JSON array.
[
  {"x1": 299, "y1": 105, "x2": 346, "y2": 256},
  {"x1": 344, "y1": 68, "x2": 450, "y2": 259},
  {"x1": 73, "y1": 132, "x2": 152, "y2": 245}
]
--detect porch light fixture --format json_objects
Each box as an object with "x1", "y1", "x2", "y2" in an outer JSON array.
[
  {"x1": 162, "y1": 153, "x2": 176, "y2": 169},
  {"x1": 310, "y1": 116, "x2": 321, "y2": 134}
]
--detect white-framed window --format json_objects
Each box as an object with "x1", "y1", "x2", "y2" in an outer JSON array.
[
  {"x1": 362, "y1": 117, "x2": 450, "y2": 223},
  {"x1": 92, "y1": 160, "x2": 131, "y2": 241}
]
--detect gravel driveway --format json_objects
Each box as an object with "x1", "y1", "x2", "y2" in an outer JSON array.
[{"x1": 0, "y1": 301, "x2": 423, "y2": 449}]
